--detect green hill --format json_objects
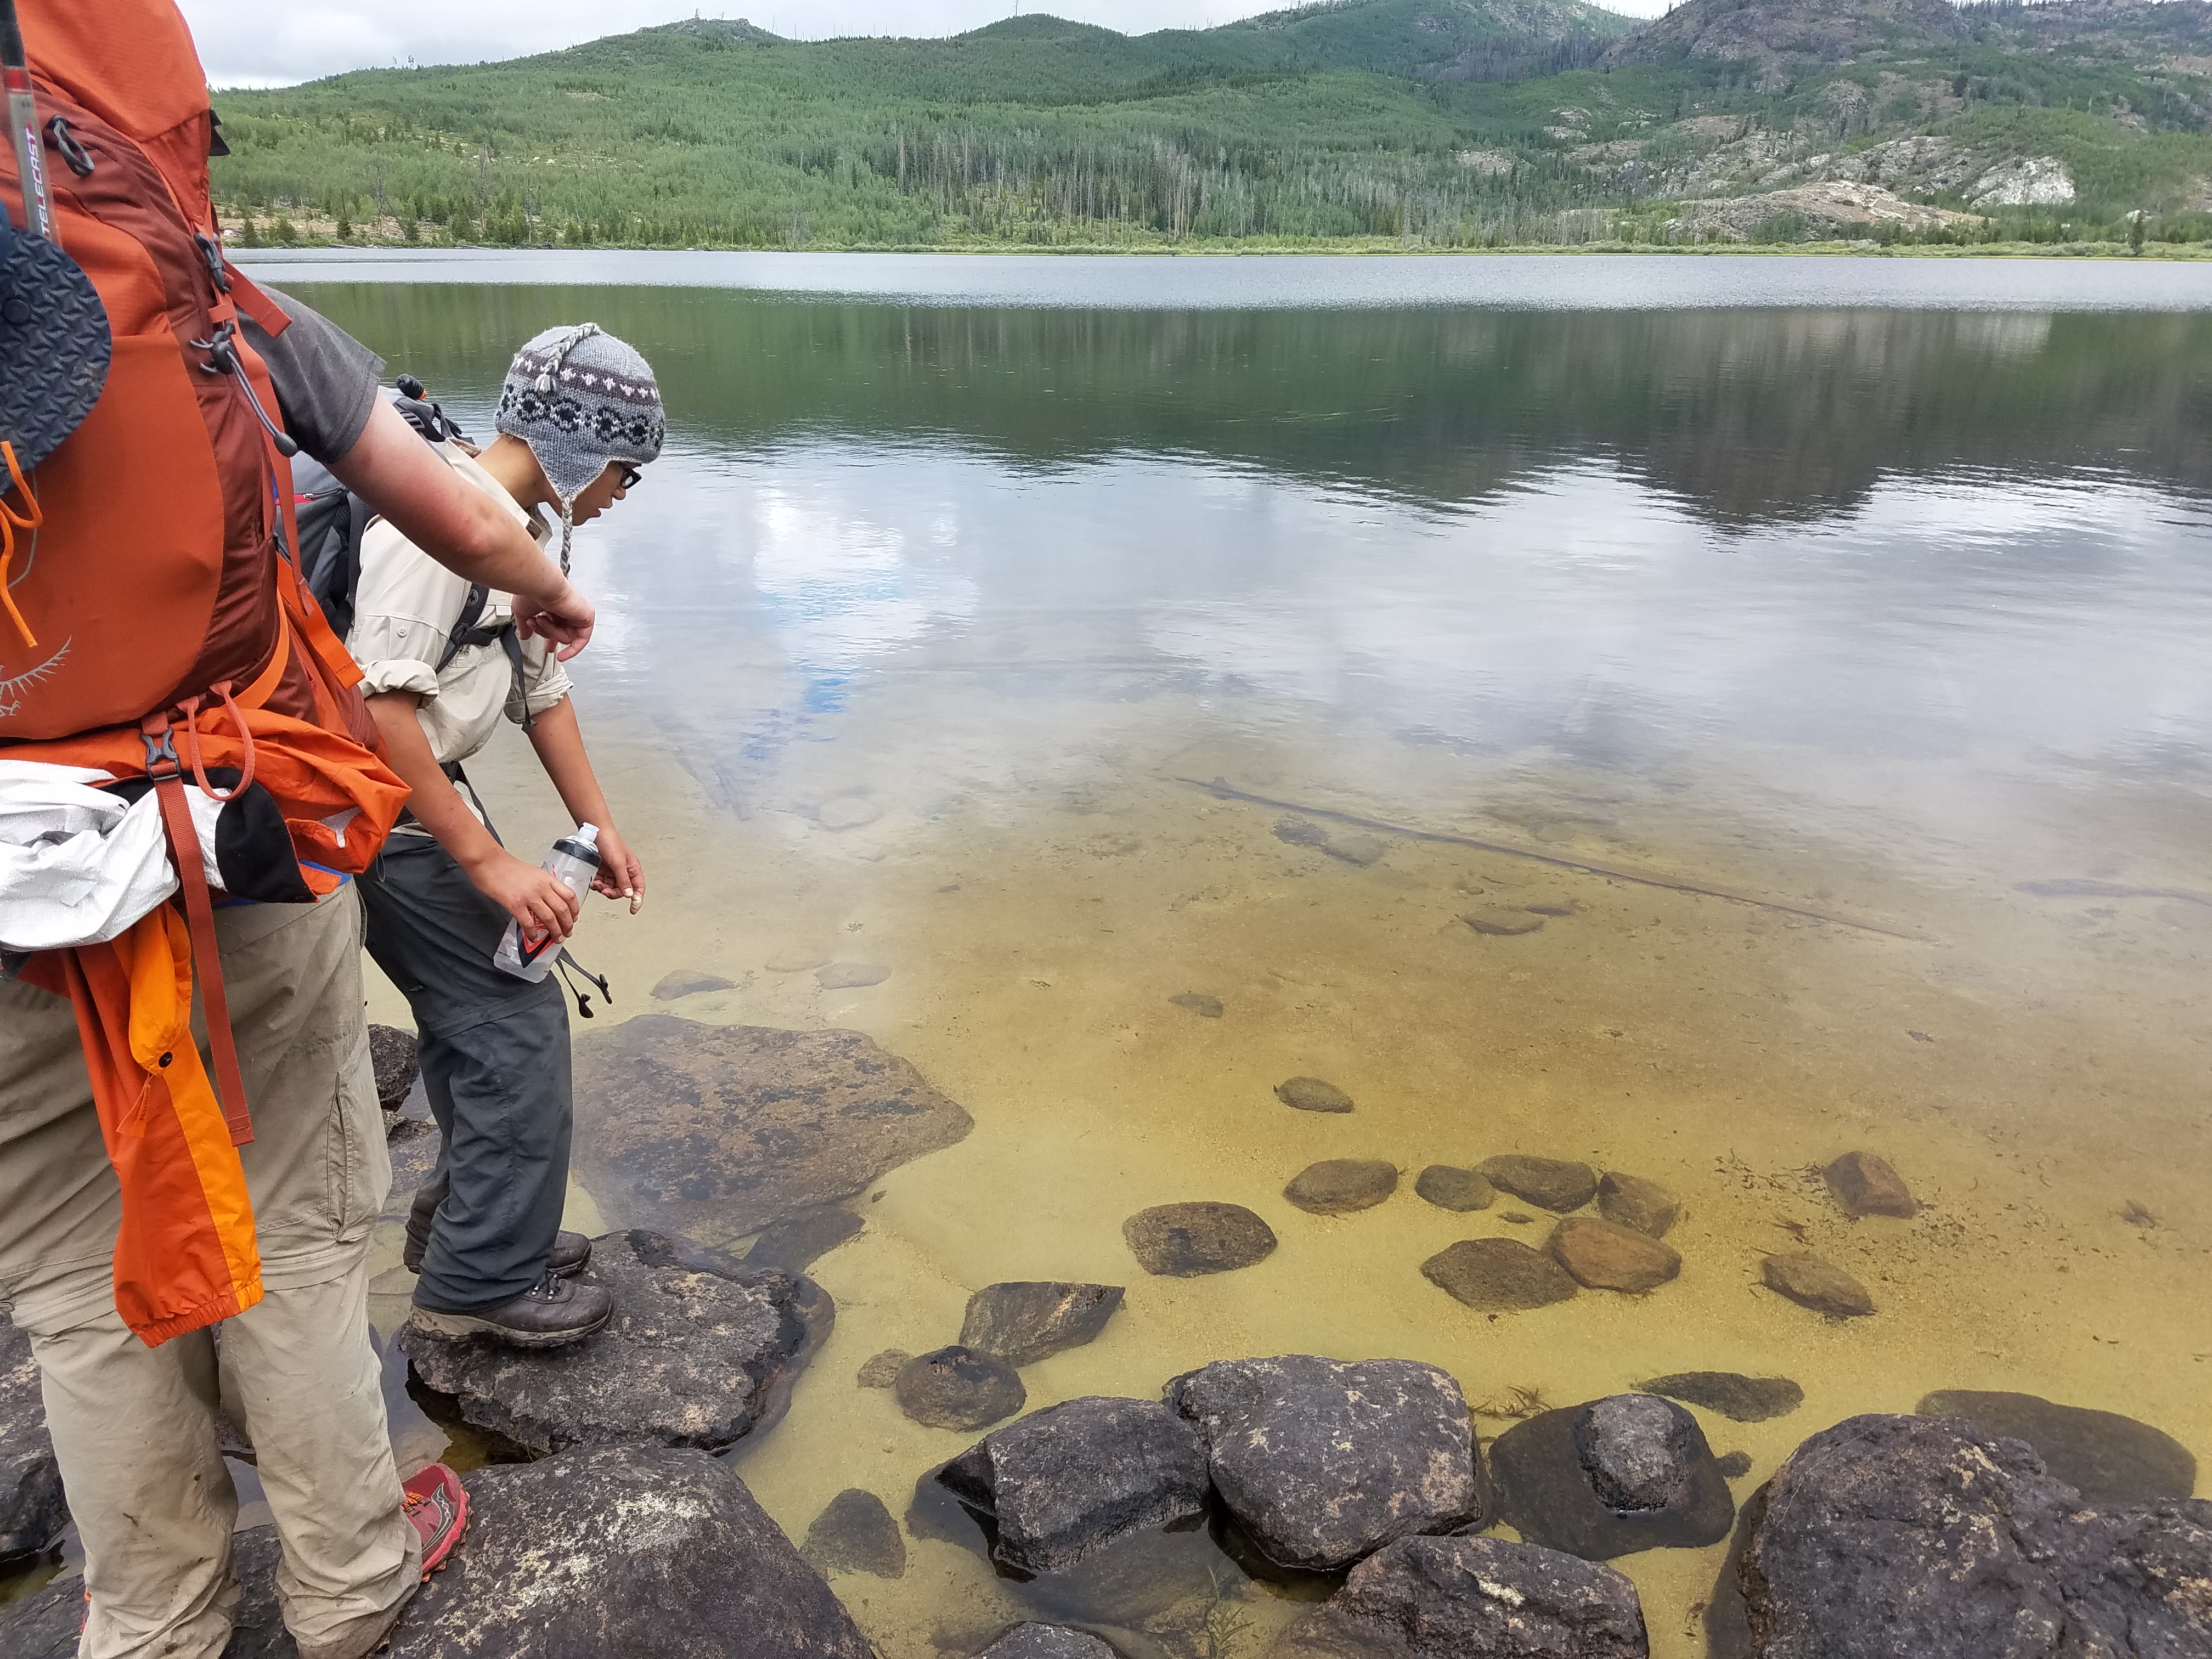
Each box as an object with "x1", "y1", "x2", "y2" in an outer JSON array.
[{"x1": 208, "y1": 0, "x2": 2212, "y2": 251}]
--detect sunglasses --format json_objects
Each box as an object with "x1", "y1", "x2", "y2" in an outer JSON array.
[{"x1": 616, "y1": 464, "x2": 642, "y2": 491}]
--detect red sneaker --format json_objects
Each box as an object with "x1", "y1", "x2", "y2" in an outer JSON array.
[{"x1": 402, "y1": 1463, "x2": 469, "y2": 1578}]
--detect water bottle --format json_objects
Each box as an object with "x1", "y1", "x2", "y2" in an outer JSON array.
[{"x1": 493, "y1": 824, "x2": 601, "y2": 982}]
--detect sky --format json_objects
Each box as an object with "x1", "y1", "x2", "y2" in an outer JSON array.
[{"x1": 180, "y1": 0, "x2": 1672, "y2": 87}]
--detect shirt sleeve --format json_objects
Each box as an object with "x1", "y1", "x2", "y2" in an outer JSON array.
[
  {"x1": 347, "y1": 519, "x2": 463, "y2": 701},
  {"x1": 239, "y1": 285, "x2": 385, "y2": 466}
]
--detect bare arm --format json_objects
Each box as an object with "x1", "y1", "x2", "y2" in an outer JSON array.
[
  {"x1": 524, "y1": 697, "x2": 644, "y2": 911},
  {"x1": 331, "y1": 400, "x2": 595, "y2": 656},
  {"x1": 364, "y1": 692, "x2": 580, "y2": 941}
]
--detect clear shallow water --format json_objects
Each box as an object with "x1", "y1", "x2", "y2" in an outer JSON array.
[{"x1": 161, "y1": 257, "x2": 2212, "y2": 1651}]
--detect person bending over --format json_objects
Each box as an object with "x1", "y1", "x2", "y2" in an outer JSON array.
[{"x1": 349, "y1": 324, "x2": 659, "y2": 1348}]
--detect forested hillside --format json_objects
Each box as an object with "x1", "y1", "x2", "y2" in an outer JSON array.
[{"x1": 208, "y1": 0, "x2": 2212, "y2": 250}]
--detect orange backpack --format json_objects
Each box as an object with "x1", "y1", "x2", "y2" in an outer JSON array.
[{"x1": 0, "y1": 0, "x2": 409, "y2": 1344}]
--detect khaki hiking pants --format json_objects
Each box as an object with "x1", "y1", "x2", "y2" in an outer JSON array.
[{"x1": 0, "y1": 884, "x2": 420, "y2": 1659}]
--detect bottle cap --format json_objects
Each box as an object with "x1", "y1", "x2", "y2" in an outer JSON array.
[{"x1": 575, "y1": 823, "x2": 600, "y2": 848}]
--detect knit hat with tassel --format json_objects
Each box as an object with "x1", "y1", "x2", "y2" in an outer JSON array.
[{"x1": 493, "y1": 323, "x2": 664, "y2": 570}]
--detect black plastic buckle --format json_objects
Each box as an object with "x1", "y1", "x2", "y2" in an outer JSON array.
[
  {"x1": 140, "y1": 724, "x2": 180, "y2": 780},
  {"x1": 194, "y1": 232, "x2": 233, "y2": 295}
]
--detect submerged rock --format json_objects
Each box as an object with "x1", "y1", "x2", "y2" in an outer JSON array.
[
  {"x1": 1423, "y1": 1238, "x2": 1579, "y2": 1312},
  {"x1": 1715, "y1": 1451, "x2": 1754, "y2": 1480},
  {"x1": 1274, "y1": 1076, "x2": 1354, "y2": 1114},
  {"x1": 959, "y1": 1284, "x2": 1125, "y2": 1368},
  {"x1": 1276, "y1": 1534, "x2": 1650, "y2": 1659},
  {"x1": 1596, "y1": 1172, "x2": 1679, "y2": 1238},
  {"x1": 1638, "y1": 1372, "x2": 1803, "y2": 1424},
  {"x1": 399, "y1": 1231, "x2": 826, "y2": 1455},
  {"x1": 1168, "y1": 992, "x2": 1223, "y2": 1018},
  {"x1": 0, "y1": 1450, "x2": 878, "y2": 1657},
  {"x1": 570, "y1": 1016, "x2": 973, "y2": 1242},
  {"x1": 1284, "y1": 1159, "x2": 1398, "y2": 1216},
  {"x1": 1123, "y1": 1203, "x2": 1277, "y2": 1277},
  {"x1": 746, "y1": 1204, "x2": 864, "y2": 1274},
  {"x1": 1274, "y1": 817, "x2": 1329, "y2": 849},
  {"x1": 978, "y1": 1627, "x2": 1119, "y2": 1659},
  {"x1": 369, "y1": 1023, "x2": 419, "y2": 1113},
  {"x1": 857, "y1": 1349, "x2": 911, "y2": 1389},
  {"x1": 765, "y1": 947, "x2": 830, "y2": 973},
  {"x1": 1915, "y1": 1389, "x2": 2196, "y2": 1503},
  {"x1": 1167, "y1": 1354, "x2": 1486, "y2": 1571},
  {"x1": 1548, "y1": 1217, "x2": 1681, "y2": 1294},
  {"x1": 1576, "y1": 1395, "x2": 1701, "y2": 1514},
  {"x1": 1480, "y1": 1156, "x2": 1599, "y2": 1212},
  {"x1": 1761, "y1": 1252, "x2": 1874, "y2": 1317},
  {"x1": 802, "y1": 1487, "x2": 907, "y2": 1579},
  {"x1": 1324, "y1": 833, "x2": 1387, "y2": 867},
  {"x1": 651, "y1": 969, "x2": 736, "y2": 1002},
  {"x1": 816, "y1": 962, "x2": 891, "y2": 990},
  {"x1": 1822, "y1": 1151, "x2": 1917, "y2": 1218},
  {"x1": 0, "y1": 1317, "x2": 64, "y2": 1561},
  {"x1": 1740, "y1": 1413, "x2": 2212, "y2": 1658},
  {"x1": 1463, "y1": 909, "x2": 1545, "y2": 937},
  {"x1": 816, "y1": 796, "x2": 883, "y2": 831},
  {"x1": 895, "y1": 1346, "x2": 1026, "y2": 1432},
  {"x1": 938, "y1": 1396, "x2": 1209, "y2": 1575},
  {"x1": 1415, "y1": 1165, "x2": 1496, "y2": 1212},
  {"x1": 1489, "y1": 1401, "x2": 1734, "y2": 1560}
]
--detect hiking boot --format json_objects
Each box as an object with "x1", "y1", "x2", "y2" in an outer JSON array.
[
  {"x1": 403, "y1": 1463, "x2": 469, "y2": 1577},
  {"x1": 405, "y1": 1228, "x2": 591, "y2": 1278},
  {"x1": 546, "y1": 1230, "x2": 592, "y2": 1278},
  {"x1": 408, "y1": 1272, "x2": 613, "y2": 1349}
]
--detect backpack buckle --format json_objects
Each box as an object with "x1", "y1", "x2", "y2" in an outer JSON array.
[{"x1": 139, "y1": 714, "x2": 180, "y2": 780}]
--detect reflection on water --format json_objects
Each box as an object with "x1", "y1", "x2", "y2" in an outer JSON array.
[{"x1": 297, "y1": 267, "x2": 2209, "y2": 1655}]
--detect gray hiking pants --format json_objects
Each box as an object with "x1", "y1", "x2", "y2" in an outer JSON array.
[{"x1": 357, "y1": 830, "x2": 571, "y2": 1314}]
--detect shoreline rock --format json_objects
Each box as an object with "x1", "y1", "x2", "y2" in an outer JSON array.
[
  {"x1": 1822, "y1": 1151, "x2": 1917, "y2": 1218},
  {"x1": 1168, "y1": 1355, "x2": 1487, "y2": 1572},
  {"x1": 959, "y1": 1283, "x2": 1125, "y2": 1368},
  {"x1": 1915, "y1": 1389, "x2": 2196, "y2": 1503},
  {"x1": 1480, "y1": 1156, "x2": 1599, "y2": 1212},
  {"x1": 1548, "y1": 1217, "x2": 1681, "y2": 1293},
  {"x1": 1274, "y1": 1077, "x2": 1354, "y2": 1114},
  {"x1": 1489, "y1": 1400, "x2": 1734, "y2": 1560},
  {"x1": 0, "y1": 1317, "x2": 64, "y2": 1561},
  {"x1": 1596, "y1": 1171, "x2": 1679, "y2": 1238},
  {"x1": 895, "y1": 1346, "x2": 1026, "y2": 1431},
  {"x1": 1423, "y1": 1237, "x2": 1579, "y2": 1312},
  {"x1": 1638, "y1": 1372, "x2": 1803, "y2": 1424},
  {"x1": 1284, "y1": 1160, "x2": 1398, "y2": 1216},
  {"x1": 1124, "y1": 1203, "x2": 1277, "y2": 1277},
  {"x1": 400, "y1": 1230, "x2": 828, "y2": 1456},
  {"x1": 802, "y1": 1487, "x2": 907, "y2": 1579},
  {"x1": 1761, "y1": 1252, "x2": 1874, "y2": 1317},
  {"x1": 1414, "y1": 1166, "x2": 1496, "y2": 1212}
]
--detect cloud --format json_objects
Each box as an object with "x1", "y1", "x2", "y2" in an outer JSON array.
[{"x1": 179, "y1": 0, "x2": 1669, "y2": 87}]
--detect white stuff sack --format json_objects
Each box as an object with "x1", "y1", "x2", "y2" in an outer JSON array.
[{"x1": 0, "y1": 759, "x2": 225, "y2": 953}]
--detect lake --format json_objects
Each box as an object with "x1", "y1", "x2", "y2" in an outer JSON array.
[{"x1": 245, "y1": 252, "x2": 2212, "y2": 1654}]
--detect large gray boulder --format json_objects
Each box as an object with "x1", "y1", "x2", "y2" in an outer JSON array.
[
  {"x1": 1915, "y1": 1389, "x2": 2196, "y2": 1503},
  {"x1": 1167, "y1": 1355, "x2": 1486, "y2": 1571},
  {"x1": 1740, "y1": 1413, "x2": 2212, "y2": 1658},
  {"x1": 979, "y1": 1628, "x2": 1119, "y2": 1659},
  {"x1": 399, "y1": 1231, "x2": 828, "y2": 1455},
  {"x1": 0, "y1": 1316, "x2": 64, "y2": 1560},
  {"x1": 571, "y1": 1017, "x2": 972, "y2": 1243},
  {"x1": 938, "y1": 1396, "x2": 1209, "y2": 1575},
  {"x1": 1276, "y1": 1534, "x2": 1650, "y2": 1658},
  {"x1": 2, "y1": 1449, "x2": 873, "y2": 1658}
]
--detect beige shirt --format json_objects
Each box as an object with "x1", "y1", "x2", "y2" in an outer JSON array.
[{"x1": 345, "y1": 444, "x2": 573, "y2": 776}]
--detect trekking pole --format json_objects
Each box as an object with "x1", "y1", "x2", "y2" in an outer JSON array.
[{"x1": 1, "y1": 0, "x2": 53, "y2": 240}]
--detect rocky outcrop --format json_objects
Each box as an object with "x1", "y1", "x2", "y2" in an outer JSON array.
[
  {"x1": 1489, "y1": 1400, "x2": 1734, "y2": 1560},
  {"x1": 1607, "y1": 0, "x2": 1967, "y2": 86},
  {"x1": 938, "y1": 1396, "x2": 1209, "y2": 1575},
  {"x1": 959, "y1": 1283, "x2": 1125, "y2": 1367},
  {"x1": 1741, "y1": 1413, "x2": 2212, "y2": 1658},
  {"x1": 1970, "y1": 155, "x2": 2075, "y2": 206},
  {"x1": 1123, "y1": 1203, "x2": 1278, "y2": 1276},
  {"x1": 400, "y1": 1230, "x2": 827, "y2": 1455},
  {"x1": 895, "y1": 1346, "x2": 1027, "y2": 1431},
  {"x1": 0, "y1": 1317, "x2": 64, "y2": 1561},
  {"x1": 1667, "y1": 182, "x2": 1980, "y2": 242},
  {"x1": 1915, "y1": 1389, "x2": 2196, "y2": 1503},
  {"x1": 1167, "y1": 1355, "x2": 1486, "y2": 1571},
  {"x1": 1276, "y1": 1534, "x2": 1650, "y2": 1658},
  {"x1": 2, "y1": 1450, "x2": 875, "y2": 1658},
  {"x1": 570, "y1": 1017, "x2": 972, "y2": 1244}
]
